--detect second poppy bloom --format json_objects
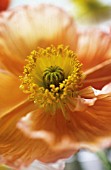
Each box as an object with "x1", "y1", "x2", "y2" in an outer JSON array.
[{"x1": 0, "y1": 0, "x2": 10, "y2": 11}]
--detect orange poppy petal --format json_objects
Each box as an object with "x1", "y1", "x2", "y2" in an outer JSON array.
[
  {"x1": 16, "y1": 85, "x2": 111, "y2": 157},
  {"x1": 1, "y1": 84, "x2": 111, "y2": 168},
  {"x1": 84, "y1": 58, "x2": 111, "y2": 89},
  {"x1": 0, "y1": 105, "x2": 77, "y2": 169},
  {"x1": 77, "y1": 28, "x2": 111, "y2": 71},
  {"x1": 17, "y1": 109, "x2": 78, "y2": 162},
  {"x1": 0, "y1": 4, "x2": 77, "y2": 76},
  {"x1": 79, "y1": 86, "x2": 96, "y2": 98},
  {"x1": 0, "y1": 100, "x2": 41, "y2": 169},
  {"x1": 0, "y1": 71, "x2": 27, "y2": 118},
  {"x1": 77, "y1": 28, "x2": 111, "y2": 89},
  {"x1": 70, "y1": 85, "x2": 111, "y2": 150}
]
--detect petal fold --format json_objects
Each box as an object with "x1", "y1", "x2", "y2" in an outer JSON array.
[
  {"x1": 0, "y1": 106, "x2": 77, "y2": 169},
  {"x1": 71, "y1": 85, "x2": 111, "y2": 149},
  {"x1": 77, "y1": 28, "x2": 111, "y2": 89},
  {"x1": 84, "y1": 59, "x2": 111, "y2": 89},
  {"x1": 0, "y1": 4, "x2": 77, "y2": 76},
  {"x1": 78, "y1": 28, "x2": 111, "y2": 71}
]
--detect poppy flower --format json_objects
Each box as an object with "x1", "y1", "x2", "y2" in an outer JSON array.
[
  {"x1": 0, "y1": 4, "x2": 111, "y2": 170},
  {"x1": 0, "y1": 0, "x2": 10, "y2": 11}
]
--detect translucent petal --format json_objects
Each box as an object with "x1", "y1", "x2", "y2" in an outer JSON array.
[{"x1": 0, "y1": 4, "x2": 77, "y2": 76}]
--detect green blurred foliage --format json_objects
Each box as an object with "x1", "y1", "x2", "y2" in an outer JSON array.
[{"x1": 70, "y1": 0, "x2": 111, "y2": 24}]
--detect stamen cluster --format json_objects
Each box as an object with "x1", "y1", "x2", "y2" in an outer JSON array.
[{"x1": 20, "y1": 45, "x2": 83, "y2": 116}]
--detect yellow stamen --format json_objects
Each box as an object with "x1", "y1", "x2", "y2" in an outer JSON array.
[{"x1": 19, "y1": 45, "x2": 83, "y2": 117}]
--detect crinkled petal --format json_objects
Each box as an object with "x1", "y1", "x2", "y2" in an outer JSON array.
[
  {"x1": 77, "y1": 28, "x2": 111, "y2": 89},
  {"x1": 71, "y1": 84, "x2": 111, "y2": 149},
  {"x1": 78, "y1": 28, "x2": 111, "y2": 70},
  {"x1": 0, "y1": 101, "x2": 36, "y2": 169},
  {"x1": 84, "y1": 58, "x2": 111, "y2": 89},
  {"x1": 0, "y1": 4, "x2": 77, "y2": 76},
  {"x1": 79, "y1": 86, "x2": 96, "y2": 98},
  {"x1": 0, "y1": 70, "x2": 75, "y2": 167},
  {"x1": 1, "y1": 85, "x2": 111, "y2": 168},
  {"x1": 0, "y1": 104, "x2": 77, "y2": 169},
  {"x1": 0, "y1": 71, "x2": 27, "y2": 118},
  {"x1": 16, "y1": 84, "x2": 111, "y2": 160}
]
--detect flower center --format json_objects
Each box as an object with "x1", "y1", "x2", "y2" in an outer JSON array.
[
  {"x1": 19, "y1": 45, "x2": 83, "y2": 118},
  {"x1": 43, "y1": 66, "x2": 64, "y2": 89}
]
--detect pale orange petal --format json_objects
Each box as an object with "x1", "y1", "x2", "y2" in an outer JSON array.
[
  {"x1": 0, "y1": 100, "x2": 40, "y2": 169},
  {"x1": 79, "y1": 86, "x2": 96, "y2": 98},
  {"x1": 15, "y1": 85, "x2": 111, "y2": 162},
  {"x1": 84, "y1": 58, "x2": 111, "y2": 89},
  {"x1": 1, "y1": 85, "x2": 111, "y2": 168},
  {"x1": 0, "y1": 106, "x2": 77, "y2": 169},
  {"x1": 0, "y1": 4, "x2": 77, "y2": 75},
  {"x1": 70, "y1": 87, "x2": 111, "y2": 149},
  {"x1": 0, "y1": 71, "x2": 27, "y2": 118},
  {"x1": 77, "y1": 28, "x2": 111, "y2": 71},
  {"x1": 77, "y1": 28, "x2": 111, "y2": 89}
]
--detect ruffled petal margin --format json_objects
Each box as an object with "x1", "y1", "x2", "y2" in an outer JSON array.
[
  {"x1": 78, "y1": 28, "x2": 111, "y2": 71},
  {"x1": 15, "y1": 84, "x2": 111, "y2": 163},
  {"x1": 77, "y1": 28, "x2": 111, "y2": 89},
  {"x1": 84, "y1": 58, "x2": 111, "y2": 89},
  {"x1": 74, "y1": 83, "x2": 111, "y2": 150},
  {"x1": 0, "y1": 4, "x2": 77, "y2": 76},
  {"x1": 0, "y1": 108, "x2": 76, "y2": 169},
  {"x1": 1, "y1": 82, "x2": 111, "y2": 169}
]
